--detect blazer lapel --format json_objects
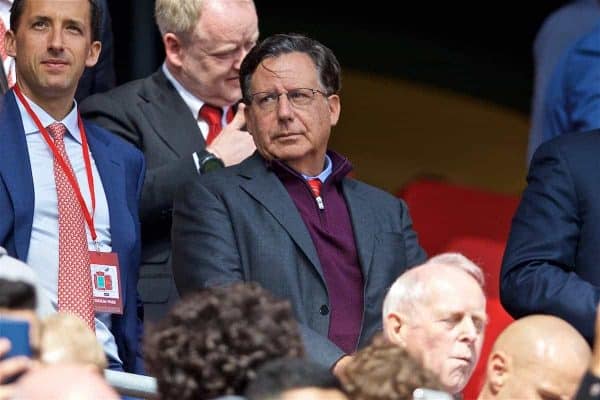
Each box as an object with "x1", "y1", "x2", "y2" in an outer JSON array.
[
  {"x1": 239, "y1": 155, "x2": 326, "y2": 282},
  {"x1": 0, "y1": 92, "x2": 35, "y2": 260},
  {"x1": 0, "y1": 67, "x2": 8, "y2": 95},
  {"x1": 343, "y1": 180, "x2": 376, "y2": 280},
  {"x1": 139, "y1": 70, "x2": 205, "y2": 157},
  {"x1": 84, "y1": 123, "x2": 130, "y2": 293}
]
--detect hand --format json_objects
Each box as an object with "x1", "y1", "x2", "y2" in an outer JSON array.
[
  {"x1": 206, "y1": 103, "x2": 256, "y2": 166},
  {"x1": 332, "y1": 355, "x2": 353, "y2": 380},
  {"x1": 0, "y1": 338, "x2": 32, "y2": 399},
  {"x1": 591, "y1": 305, "x2": 600, "y2": 377}
]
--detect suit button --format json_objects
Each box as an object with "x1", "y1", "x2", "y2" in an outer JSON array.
[{"x1": 319, "y1": 305, "x2": 329, "y2": 315}]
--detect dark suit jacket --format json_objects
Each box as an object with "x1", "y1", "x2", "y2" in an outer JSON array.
[
  {"x1": 74, "y1": 0, "x2": 115, "y2": 102},
  {"x1": 576, "y1": 371, "x2": 600, "y2": 400},
  {"x1": 501, "y1": 130, "x2": 600, "y2": 344},
  {"x1": 80, "y1": 69, "x2": 213, "y2": 321},
  {"x1": 171, "y1": 153, "x2": 427, "y2": 368},
  {"x1": 0, "y1": 91, "x2": 145, "y2": 374}
]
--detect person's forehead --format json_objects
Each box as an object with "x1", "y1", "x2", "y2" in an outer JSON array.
[
  {"x1": 20, "y1": 0, "x2": 90, "y2": 22},
  {"x1": 252, "y1": 53, "x2": 318, "y2": 86},
  {"x1": 420, "y1": 273, "x2": 485, "y2": 313},
  {"x1": 195, "y1": 0, "x2": 258, "y2": 43}
]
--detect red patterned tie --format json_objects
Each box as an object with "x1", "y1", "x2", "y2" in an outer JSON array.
[
  {"x1": 307, "y1": 178, "x2": 322, "y2": 198},
  {"x1": 48, "y1": 122, "x2": 95, "y2": 331},
  {"x1": 199, "y1": 104, "x2": 224, "y2": 145}
]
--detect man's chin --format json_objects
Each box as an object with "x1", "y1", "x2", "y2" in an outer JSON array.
[{"x1": 442, "y1": 368, "x2": 472, "y2": 394}]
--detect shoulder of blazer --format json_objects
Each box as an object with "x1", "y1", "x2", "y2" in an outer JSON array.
[
  {"x1": 84, "y1": 120, "x2": 143, "y2": 160},
  {"x1": 138, "y1": 68, "x2": 179, "y2": 103}
]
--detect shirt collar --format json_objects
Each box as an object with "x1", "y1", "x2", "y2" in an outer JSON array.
[
  {"x1": 162, "y1": 63, "x2": 232, "y2": 121},
  {"x1": 269, "y1": 151, "x2": 352, "y2": 185},
  {"x1": 301, "y1": 154, "x2": 332, "y2": 183},
  {"x1": 15, "y1": 91, "x2": 81, "y2": 143}
]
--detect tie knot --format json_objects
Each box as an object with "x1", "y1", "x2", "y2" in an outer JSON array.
[
  {"x1": 47, "y1": 122, "x2": 67, "y2": 142},
  {"x1": 199, "y1": 104, "x2": 223, "y2": 125},
  {"x1": 307, "y1": 178, "x2": 322, "y2": 198}
]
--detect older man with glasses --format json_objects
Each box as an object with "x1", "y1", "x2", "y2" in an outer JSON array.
[{"x1": 171, "y1": 32, "x2": 426, "y2": 376}]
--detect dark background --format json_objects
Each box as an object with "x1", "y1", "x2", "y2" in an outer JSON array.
[{"x1": 108, "y1": 1, "x2": 569, "y2": 114}]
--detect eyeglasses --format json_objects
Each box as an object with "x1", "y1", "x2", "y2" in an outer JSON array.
[{"x1": 248, "y1": 88, "x2": 329, "y2": 112}]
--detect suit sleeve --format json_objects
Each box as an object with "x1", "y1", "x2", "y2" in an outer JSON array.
[
  {"x1": 172, "y1": 177, "x2": 349, "y2": 370},
  {"x1": 80, "y1": 93, "x2": 203, "y2": 232},
  {"x1": 399, "y1": 198, "x2": 427, "y2": 267},
  {"x1": 133, "y1": 150, "x2": 146, "y2": 374},
  {"x1": 171, "y1": 177, "x2": 244, "y2": 292},
  {"x1": 501, "y1": 141, "x2": 600, "y2": 342}
]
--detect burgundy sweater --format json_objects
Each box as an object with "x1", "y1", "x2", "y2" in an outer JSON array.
[{"x1": 270, "y1": 151, "x2": 364, "y2": 353}]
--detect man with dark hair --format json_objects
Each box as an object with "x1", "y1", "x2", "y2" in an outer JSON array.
[
  {"x1": 0, "y1": 0, "x2": 145, "y2": 373},
  {"x1": 172, "y1": 33, "x2": 426, "y2": 374},
  {"x1": 245, "y1": 358, "x2": 347, "y2": 400},
  {"x1": 0, "y1": 0, "x2": 114, "y2": 100},
  {"x1": 144, "y1": 282, "x2": 304, "y2": 400}
]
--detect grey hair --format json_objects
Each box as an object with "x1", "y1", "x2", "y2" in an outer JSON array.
[
  {"x1": 382, "y1": 252, "x2": 485, "y2": 319},
  {"x1": 155, "y1": 0, "x2": 203, "y2": 37}
]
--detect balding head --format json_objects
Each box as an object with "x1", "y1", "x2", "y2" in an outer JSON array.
[
  {"x1": 478, "y1": 315, "x2": 590, "y2": 400},
  {"x1": 14, "y1": 364, "x2": 119, "y2": 400},
  {"x1": 382, "y1": 253, "x2": 487, "y2": 394}
]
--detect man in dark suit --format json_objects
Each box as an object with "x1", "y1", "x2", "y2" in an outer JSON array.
[
  {"x1": 0, "y1": 0, "x2": 144, "y2": 373},
  {"x1": 171, "y1": 33, "x2": 427, "y2": 373},
  {"x1": 501, "y1": 130, "x2": 600, "y2": 347},
  {"x1": 80, "y1": 0, "x2": 258, "y2": 322}
]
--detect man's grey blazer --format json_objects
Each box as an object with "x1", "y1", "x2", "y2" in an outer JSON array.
[{"x1": 171, "y1": 153, "x2": 426, "y2": 368}]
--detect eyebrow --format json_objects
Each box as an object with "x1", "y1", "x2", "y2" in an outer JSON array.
[{"x1": 31, "y1": 15, "x2": 85, "y2": 27}]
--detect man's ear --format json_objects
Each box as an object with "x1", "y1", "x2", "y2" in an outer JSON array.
[
  {"x1": 487, "y1": 351, "x2": 510, "y2": 394},
  {"x1": 163, "y1": 33, "x2": 184, "y2": 68},
  {"x1": 5, "y1": 29, "x2": 16, "y2": 58},
  {"x1": 384, "y1": 311, "x2": 408, "y2": 346}
]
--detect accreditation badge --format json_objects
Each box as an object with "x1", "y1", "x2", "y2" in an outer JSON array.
[{"x1": 89, "y1": 251, "x2": 123, "y2": 314}]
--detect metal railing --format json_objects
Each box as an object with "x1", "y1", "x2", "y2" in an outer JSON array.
[{"x1": 104, "y1": 370, "x2": 158, "y2": 399}]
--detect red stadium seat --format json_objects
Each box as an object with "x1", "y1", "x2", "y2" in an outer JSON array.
[{"x1": 398, "y1": 178, "x2": 520, "y2": 255}]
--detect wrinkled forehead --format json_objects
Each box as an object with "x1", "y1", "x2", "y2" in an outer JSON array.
[
  {"x1": 414, "y1": 273, "x2": 486, "y2": 316},
  {"x1": 250, "y1": 52, "x2": 320, "y2": 90}
]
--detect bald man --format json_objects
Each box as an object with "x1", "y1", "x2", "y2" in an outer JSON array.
[
  {"x1": 382, "y1": 253, "x2": 487, "y2": 395},
  {"x1": 478, "y1": 315, "x2": 590, "y2": 400}
]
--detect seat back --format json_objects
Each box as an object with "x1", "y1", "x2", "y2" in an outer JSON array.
[{"x1": 398, "y1": 179, "x2": 520, "y2": 255}]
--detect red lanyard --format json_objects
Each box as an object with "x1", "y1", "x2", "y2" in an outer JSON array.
[{"x1": 13, "y1": 84, "x2": 97, "y2": 242}]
